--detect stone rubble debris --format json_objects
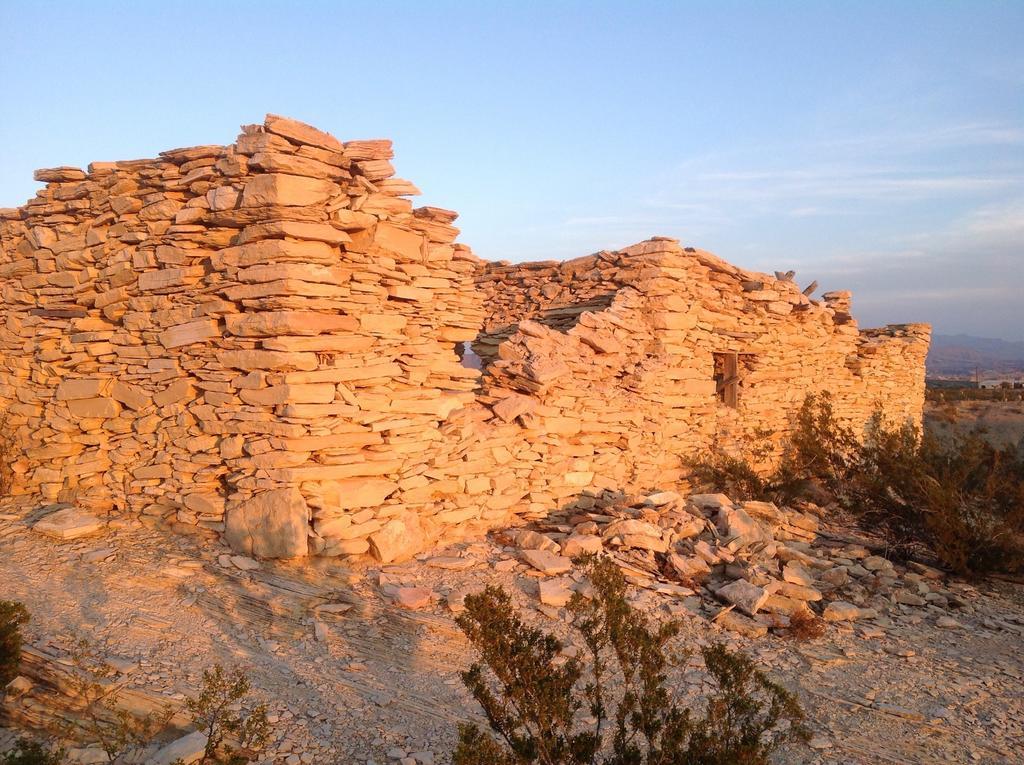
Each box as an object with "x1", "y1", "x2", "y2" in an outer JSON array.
[
  {"x1": 486, "y1": 487, "x2": 977, "y2": 641},
  {"x1": 2, "y1": 502, "x2": 1022, "y2": 764}
]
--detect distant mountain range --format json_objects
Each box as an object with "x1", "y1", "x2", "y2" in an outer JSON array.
[{"x1": 927, "y1": 334, "x2": 1024, "y2": 379}]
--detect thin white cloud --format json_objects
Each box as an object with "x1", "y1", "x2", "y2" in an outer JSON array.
[
  {"x1": 855, "y1": 285, "x2": 1018, "y2": 306},
  {"x1": 647, "y1": 121, "x2": 1024, "y2": 218},
  {"x1": 658, "y1": 168, "x2": 1019, "y2": 207},
  {"x1": 902, "y1": 196, "x2": 1024, "y2": 251},
  {"x1": 811, "y1": 200, "x2": 1023, "y2": 279},
  {"x1": 959, "y1": 198, "x2": 1024, "y2": 239},
  {"x1": 818, "y1": 122, "x2": 1024, "y2": 153},
  {"x1": 484, "y1": 123, "x2": 1023, "y2": 337}
]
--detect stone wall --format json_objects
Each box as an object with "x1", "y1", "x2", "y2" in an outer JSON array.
[
  {"x1": 472, "y1": 252, "x2": 638, "y2": 363},
  {"x1": 476, "y1": 240, "x2": 930, "y2": 493},
  {"x1": 0, "y1": 116, "x2": 930, "y2": 561}
]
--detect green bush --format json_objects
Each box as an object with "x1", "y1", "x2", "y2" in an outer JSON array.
[
  {"x1": 62, "y1": 640, "x2": 268, "y2": 765},
  {"x1": 0, "y1": 740, "x2": 65, "y2": 765},
  {"x1": 692, "y1": 393, "x2": 1024, "y2": 576},
  {"x1": 0, "y1": 600, "x2": 29, "y2": 688},
  {"x1": 926, "y1": 386, "x2": 1024, "y2": 403},
  {"x1": 453, "y1": 556, "x2": 807, "y2": 765},
  {"x1": 886, "y1": 426, "x2": 1024, "y2": 574},
  {"x1": 688, "y1": 453, "x2": 784, "y2": 505},
  {"x1": 186, "y1": 664, "x2": 270, "y2": 765},
  {"x1": 689, "y1": 394, "x2": 858, "y2": 505},
  {"x1": 62, "y1": 638, "x2": 174, "y2": 763},
  {"x1": 800, "y1": 400, "x2": 1024, "y2": 575}
]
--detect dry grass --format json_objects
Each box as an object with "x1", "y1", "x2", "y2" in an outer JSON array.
[
  {"x1": 925, "y1": 399, "x2": 1024, "y2": 449},
  {"x1": 781, "y1": 611, "x2": 826, "y2": 641}
]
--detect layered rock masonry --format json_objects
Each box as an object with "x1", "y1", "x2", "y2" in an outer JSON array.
[
  {"x1": 0, "y1": 116, "x2": 930, "y2": 561},
  {"x1": 475, "y1": 241, "x2": 930, "y2": 486}
]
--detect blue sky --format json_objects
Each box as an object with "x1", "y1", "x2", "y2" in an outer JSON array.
[{"x1": 1, "y1": 1, "x2": 1021, "y2": 339}]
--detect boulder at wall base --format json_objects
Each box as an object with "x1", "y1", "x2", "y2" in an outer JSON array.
[
  {"x1": 145, "y1": 730, "x2": 209, "y2": 765},
  {"x1": 225, "y1": 488, "x2": 309, "y2": 559},
  {"x1": 716, "y1": 506, "x2": 772, "y2": 548},
  {"x1": 368, "y1": 511, "x2": 433, "y2": 564},
  {"x1": 32, "y1": 506, "x2": 105, "y2": 539}
]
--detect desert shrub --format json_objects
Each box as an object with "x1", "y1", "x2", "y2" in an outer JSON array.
[
  {"x1": 690, "y1": 395, "x2": 867, "y2": 505},
  {"x1": 688, "y1": 454, "x2": 780, "y2": 504},
  {"x1": 453, "y1": 555, "x2": 807, "y2": 765},
  {"x1": 62, "y1": 639, "x2": 174, "y2": 763},
  {"x1": 784, "y1": 393, "x2": 861, "y2": 492},
  {"x1": 802, "y1": 402, "x2": 1024, "y2": 575},
  {"x1": 0, "y1": 740, "x2": 65, "y2": 765},
  {"x1": 186, "y1": 664, "x2": 270, "y2": 765},
  {"x1": 689, "y1": 456, "x2": 813, "y2": 507},
  {"x1": 692, "y1": 392, "x2": 1024, "y2": 576},
  {"x1": 927, "y1": 386, "x2": 1024, "y2": 404},
  {"x1": 0, "y1": 600, "x2": 29, "y2": 687},
  {"x1": 62, "y1": 642, "x2": 268, "y2": 765},
  {"x1": 910, "y1": 431, "x2": 1024, "y2": 575},
  {"x1": 683, "y1": 643, "x2": 808, "y2": 764},
  {"x1": 932, "y1": 402, "x2": 960, "y2": 425}
]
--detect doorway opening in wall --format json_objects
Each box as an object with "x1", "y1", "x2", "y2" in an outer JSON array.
[
  {"x1": 714, "y1": 352, "x2": 742, "y2": 407},
  {"x1": 454, "y1": 340, "x2": 486, "y2": 394},
  {"x1": 459, "y1": 341, "x2": 483, "y2": 372}
]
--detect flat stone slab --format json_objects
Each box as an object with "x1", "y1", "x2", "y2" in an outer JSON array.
[
  {"x1": 520, "y1": 548, "x2": 572, "y2": 575},
  {"x1": 539, "y1": 577, "x2": 574, "y2": 607},
  {"x1": 230, "y1": 555, "x2": 261, "y2": 571},
  {"x1": 782, "y1": 561, "x2": 815, "y2": 586},
  {"x1": 824, "y1": 601, "x2": 865, "y2": 622},
  {"x1": 715, "y1": 609, "x2": 769, "y2": 638},
  {"x1": 32, "y1": 507, "x2": 104, "y2": 539},
  {"x1": 716, "y1": 579, "x2": 773, "y2": 616},
  {"x1": 447, "y1": 584, "x2": 486, "y2": 614},
  {"x1": 561, "y1": 533, "x2": 603, "y2": 557},
  {"x1": 425, "y1": 556, "x2": 476, "y2": 570},
  {"x1": 145, "y1": 730, "x2": 209, "y2": 765},
  {"x1": 81, "y1": 547, "x2": 116, "y2": 563}
]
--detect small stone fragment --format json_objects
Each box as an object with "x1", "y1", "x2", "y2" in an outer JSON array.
[{"x1": 393, "y1": 587, "x2": 433, "y2": 610}]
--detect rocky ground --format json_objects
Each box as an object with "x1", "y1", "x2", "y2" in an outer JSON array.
[{"x1": 1, "y1": 494, "x2": 1023, "y2": 765}]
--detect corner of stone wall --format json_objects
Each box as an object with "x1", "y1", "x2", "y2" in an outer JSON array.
[{"x1": 0, "y1": 114, "x2": 492, "y2": 563}]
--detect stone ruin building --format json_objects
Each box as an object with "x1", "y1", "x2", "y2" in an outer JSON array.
[{"x1": 0, "y1": 115, "x2": 931, "y2": 562}]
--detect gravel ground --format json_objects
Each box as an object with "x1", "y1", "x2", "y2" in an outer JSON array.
[{"x1": 1, "y1": 510, "x2": 1022, "y2": 764}]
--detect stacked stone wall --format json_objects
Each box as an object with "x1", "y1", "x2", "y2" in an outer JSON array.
[
  {"x1": 472, "y1": 253, "x2": 638, "y2": 363},
  {"x1": 0, "y1": 115, "x2": 486, "y2": 560},
  {"x1": 476, "y1": 238, "x2": 930, "y2": 496},
  {"x1": 0, "y1": 116, "x2": 930, "y2": 561}
]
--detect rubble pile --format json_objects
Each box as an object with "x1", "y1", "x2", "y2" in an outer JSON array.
[
  {"x1": 495, "y1": 489, "x2": 974, "y2": 639},
  {"x1": 3, "y1": 497, "x2": 1022, "y2": 763}
]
